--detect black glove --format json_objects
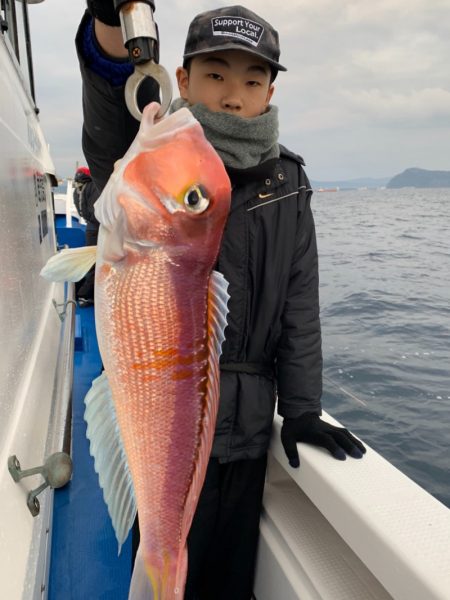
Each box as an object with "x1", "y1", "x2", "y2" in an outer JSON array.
[
  {"x1": 87, "y1": 0, "x2": 155, "y2": 27},
  {"x1": 281, "y1": 413, "x2": 366, "y2": 468}
]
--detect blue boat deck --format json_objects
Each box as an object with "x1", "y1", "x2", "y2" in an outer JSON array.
[
  {"x1": 49, "y1": 219, "x2": 132, "y2": 599},
  {"x1": 49, "y1": 305, "x2": 132, "y2": 599}
]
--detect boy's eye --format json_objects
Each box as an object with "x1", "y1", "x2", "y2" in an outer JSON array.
[
  {"x1": 247, "y1": 80, "x2": 262, "y2": 87},
  {"x1": 207, "y1": 73, "x2": 223, "y2": 81}
]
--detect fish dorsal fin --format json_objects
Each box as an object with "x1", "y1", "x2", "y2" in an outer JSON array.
[
  {"x1": 40, "y1": 246, "x2": 97, "y2": 282},
  {"x1": 84, "y1": 372, "x2": 137, "y2": 552},
  {"x1": 177, "y1": 270, "x2": 229, "y2": 584}
]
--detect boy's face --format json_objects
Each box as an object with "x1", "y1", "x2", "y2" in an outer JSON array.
[{"x1": 176, "y1": 50, "x2": 275, "y2": 118}]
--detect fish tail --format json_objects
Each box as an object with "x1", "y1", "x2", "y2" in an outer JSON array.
[
  {"x1": 173, "y1": 545, "x2": 188, "y2": 600},
  {"x1": 128, "y1": 544, "x2": 155, "y2": 600},
  {"x1": 129, "y1": 545, "x2": 186, "y2": 600}
]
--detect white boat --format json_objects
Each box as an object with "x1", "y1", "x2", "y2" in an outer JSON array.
[
  {"x1": 255, "y1": 414, "x2": 450, "y2": 600},
  {"x1": 1, "y1": 2, "x2": 449, "y2": 599},
  {"x1": 0, "y1": 1, "x2": 72, "y2": 599}
]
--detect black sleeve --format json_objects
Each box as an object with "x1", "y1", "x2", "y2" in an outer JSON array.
[
  {"x1": 75, "y1": 11, "x2": 159, "y2": 192},
  {"x1": 81, "y1": 180, "x2": 101, "y2": 224},
  {"x1": 276, "y1": 172, "x2": 323, "y2": 418}
]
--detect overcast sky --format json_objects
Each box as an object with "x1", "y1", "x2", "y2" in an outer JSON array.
[{"x1": 28, "y1": 0, "x2": 450, "y2": 181}]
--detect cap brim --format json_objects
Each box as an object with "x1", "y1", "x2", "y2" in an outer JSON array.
[{"x1": 183, "y1": 44, "x2": 287, "y2": 72}]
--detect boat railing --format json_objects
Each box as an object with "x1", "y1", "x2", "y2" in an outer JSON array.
[
  {"x1": 255, "y1": 412, "x2": 450, "y2": 600},
  {"x1": 65, "y1": 179, "x2": 74, "y2": 228},
  {"x1": 7, "y1": 283, "x2": 76, "y2": 515},
  {"x1": 46, "y1": 282, "x2": 76, "y2": 457}
]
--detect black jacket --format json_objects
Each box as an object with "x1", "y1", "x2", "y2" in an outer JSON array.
[
  {"x1": 73, "y1": 174, "x2": 100, "y2": 225},
  {"x1": 76, "y1": 14, "x2": 322, "y2": 462}
]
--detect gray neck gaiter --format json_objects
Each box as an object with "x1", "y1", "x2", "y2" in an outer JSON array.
[{"x1": 170, "y1": 98, "x2": 280, "y2": 169}]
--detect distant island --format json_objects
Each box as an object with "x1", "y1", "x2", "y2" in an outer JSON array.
[
  {"x1": 311, "y1": 168, "x2": 450, "y2": 191},
  {"x1": 387, "y1": 168, "x2": 450, "y2": 189}
]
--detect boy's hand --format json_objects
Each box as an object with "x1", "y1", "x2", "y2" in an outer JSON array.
[{"x1": 280, "y1": 413, "x2": 366, "y2": 468}]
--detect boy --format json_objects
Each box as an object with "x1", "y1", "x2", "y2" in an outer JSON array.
[{"x1": 76, "y1": 4, "x2": 366, "y2": 598}]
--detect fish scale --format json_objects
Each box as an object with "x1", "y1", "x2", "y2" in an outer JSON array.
[{"x1": 97, "y1": 250, "x2": 211, "y2": 579}]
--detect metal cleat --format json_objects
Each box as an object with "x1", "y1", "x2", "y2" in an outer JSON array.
[{"x1": 8, "y1": 452, "x2": 73, "y2": 517}]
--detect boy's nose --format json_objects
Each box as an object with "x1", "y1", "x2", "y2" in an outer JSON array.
[{"x1": 221, "y1": 95, "x2": 243, "y2": 112}]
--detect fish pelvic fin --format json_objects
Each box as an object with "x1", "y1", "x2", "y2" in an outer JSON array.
[
  {"x1": 40, "y1": 246, "x2": 97, "y2": 282},
  {"x1": 180, "y1": 270, "x2": 230, "y2": 549},
  {"x1": 84, "y1": 372, "x2": 137, "y2": 553}
]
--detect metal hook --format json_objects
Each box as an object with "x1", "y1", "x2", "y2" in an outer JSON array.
[
  {"x1": 125, "y1": 61, "x2": 173, "y2": 122},
  {"x1": 52, "y1": 298, "x2": 77, "y2": 322},
  {"x1": 8, "y1": 452, "x2": 73, "y2": 517}
]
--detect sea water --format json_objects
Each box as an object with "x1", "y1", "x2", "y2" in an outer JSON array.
[{"x1": 313, "y1": 187, "x2": 450, "y2": 507}]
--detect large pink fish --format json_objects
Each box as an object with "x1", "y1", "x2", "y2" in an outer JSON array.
[{"x1": 41, "y1": 102, "x2": 231, "y2": 599}]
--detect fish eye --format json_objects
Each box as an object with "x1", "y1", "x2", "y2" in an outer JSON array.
[{"x1": 184, "y1": 184, "x2": 210, "y2": 213}]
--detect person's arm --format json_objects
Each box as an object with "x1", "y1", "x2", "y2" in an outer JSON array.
[
  {"x1": 276, "y1": 175, "x2": 322, "y2": 419},
  {"x1": 94, "y1": 19, "x2": 128, "y2": 58},
  {"x1": 75, "y1": 5, "x2": 159, "y2": 192},
  {"x1": 276, "y1": 170, "x2": 366, "y2": 467},
  {"x1": 87, "y1": 0, "x2": 151, "y2": 58}
]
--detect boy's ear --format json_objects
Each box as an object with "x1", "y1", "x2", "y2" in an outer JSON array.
[
  {"x1": 176, "y1": 67, "x2": 189, "y2": 100},
  {"x1": 265, "y1": 84, "x2": 275, "y2": 109}
]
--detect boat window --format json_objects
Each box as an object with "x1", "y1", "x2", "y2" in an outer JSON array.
[
  {"x1": 1, "y1": 0, "x2": 20, "y2": 57},
  {"x1": 1, "y1": 0, "x2": 36, "y2": 101},
  {"x1": 14, "y1": 1, "x2": 34, "y2": 96}
]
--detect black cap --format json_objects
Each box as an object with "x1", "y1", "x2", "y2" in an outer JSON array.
[{"x1": 183, "y1": 5, "x2": 287, "y2": 73}]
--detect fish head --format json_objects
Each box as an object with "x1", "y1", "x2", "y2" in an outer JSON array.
[{"x1": 96, "y1": 103, "x2": 231, "y2": 270}]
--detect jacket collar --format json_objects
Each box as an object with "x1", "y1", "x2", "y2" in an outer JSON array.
[
  {"x1": 226, "y1": 157, "x2": 289, "y2": 213},
  {"x1": 226, "y1": 158, "x2": 279, "y2": 187}
]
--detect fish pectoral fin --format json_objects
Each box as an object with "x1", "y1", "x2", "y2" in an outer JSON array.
[
  {"x1": 180, "y1": 270, "x2": 230, "y2": 546},
  {"x1": 102, "y1": 211, "x2": 128, "y2": 262},
  {"x1": 84, "y1": 372, "x2": 137, "y2": 552},
  {"x1": 40, "y1": 246, "x2": 97, "y2": 282}
]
